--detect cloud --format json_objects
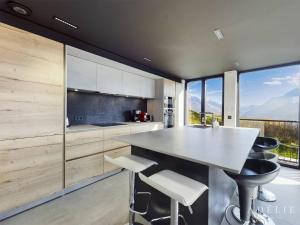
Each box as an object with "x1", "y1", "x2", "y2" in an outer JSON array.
[
  {"x1": 264, "y1": 70, "x2": 300, "y2": 87},
  {"x1": 264, "y1": 80, "x2": 282, "y2": 86}
]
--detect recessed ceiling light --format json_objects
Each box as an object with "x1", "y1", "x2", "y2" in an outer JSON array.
[
  {"x1": 143, "y1": 57, "x2": 152, "y2": 62},
  {"x1": 213, "y1": 29, "x2": 224, "y2": 40},
  {"x1": 74, "y1": 89, "x2": 79, "y2": 92},
  {"x1": 7, "y1": 1, "x2": 32, "y2": 16},
  {"x1": 54, "y1": 16, "x2": 78, "y2": 29}
]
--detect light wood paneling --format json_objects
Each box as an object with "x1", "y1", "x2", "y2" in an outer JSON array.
[
  {"x1": 0, "y1": 22, "x2": 64, "y2": 140},
  {"x1": 103, "y1": 139, "x2": 129, "y2": 151},
  {"x1": 0, "y1": 23, "x2": 64, "y2": 213},
  {"x1": 65, "y1": 130, "x2": 103, "y2": 146},
  {"x1": 103, "y1": 126, "x2": 131, "y2": 139},
  {"x1": 0, "y1": 135, "x2": 63, "y2": 212},
  {"x1": 104, "y1": 146, "x2": 131, "y2": 173},
  {"x1": 65, "y1": 153, "x2": 104, "y2": 187},
  {"x1": 66, "y1": 141, "x2": 104, "y2": 161}
]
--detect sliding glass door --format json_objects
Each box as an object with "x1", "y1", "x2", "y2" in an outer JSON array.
[
  {"x1": 186, "y1": 76, "x2": 223, "y2": 126},
  {"x1": 239, "y1": 64, "x2": 300, "y2": 168}
]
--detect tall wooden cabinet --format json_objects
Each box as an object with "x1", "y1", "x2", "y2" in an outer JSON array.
[{"x1": 0, "y1": 23, "x2": 64, "y2": 213}]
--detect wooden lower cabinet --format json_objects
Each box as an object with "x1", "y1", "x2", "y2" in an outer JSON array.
[
  {"x1": 65, "y1": 141, "x2": 104, "y2": 160},
  {"x1": 0, "y1": 135, "x2": 63, "y2": 213},
  {"x1": 103, "y1": 146, "x2": 131, "y2": 173},
  {"x1": 65, "y1": 153, "x2": 104, "y2": 187}
]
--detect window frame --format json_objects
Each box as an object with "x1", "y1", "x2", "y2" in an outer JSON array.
[{"x1": 185, "y1": 74, "x2": 224, "y2": 126}]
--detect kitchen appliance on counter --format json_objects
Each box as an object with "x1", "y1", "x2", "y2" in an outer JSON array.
[
  {"x1": 132, "y1": 110, "x2": 141, "y2": 122},
  {"x1": 163, "y1": 96, "x2": 175, "y2": 128},
  {"x1": 146, "y1": 114, "x2": 153, "y2": 122},
  {"x1": 139, "y1": 111, "x2": 148, "y2": 122}
]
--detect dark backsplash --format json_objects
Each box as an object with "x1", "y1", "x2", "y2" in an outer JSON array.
[{"x1": 67, "y1": 91, "x2": 147, "y2": 125}]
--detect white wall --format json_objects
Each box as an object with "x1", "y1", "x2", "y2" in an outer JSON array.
[
  {"x1": 175, "y1": 80, "x2": 185, "y2": 127},
  {"x1": 223, "y1": 71, "x2": 238, "y2": 127}
]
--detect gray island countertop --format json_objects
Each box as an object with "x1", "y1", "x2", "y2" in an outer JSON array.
[{"x1": 116, "y1": 126, "x2": 259, "y2": 174}]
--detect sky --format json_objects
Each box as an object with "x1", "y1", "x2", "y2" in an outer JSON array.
[{"x1": 240, "y1": 65, "x2": 300, "y2": 107}]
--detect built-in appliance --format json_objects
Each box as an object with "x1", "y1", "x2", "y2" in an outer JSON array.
[
  {"x1": 91, "y1": 122, "x2": 126, "y2": 127},
  {"x1": 164, "y1": 96, "x2": 175, "y2": 109},
  {"x1": 163, "y1": 96, "x2": 175, "y2": 128}
]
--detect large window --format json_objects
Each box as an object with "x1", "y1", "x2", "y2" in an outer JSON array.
[
  {"x1": 205, "y1": 77, "x2": 223, "y2": 124},
  {"x1": 187, "y1": 80, "x2": 202, "y2": 125},
  {"x1": 239, "y1": 65, "x2": 300, "y2": 167},
  {"x1": 186, "y1": 76, "x2": 223, "y2": 125}
]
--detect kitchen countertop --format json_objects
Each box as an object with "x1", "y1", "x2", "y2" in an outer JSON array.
[
  {"x1": 116, "y1": 126, "x2": 259, "y2": 173},
  {"x1": 66, "y1": 122, "x2": 163, "y2": 133}
]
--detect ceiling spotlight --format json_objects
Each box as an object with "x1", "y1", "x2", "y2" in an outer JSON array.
[
  {"x1": 213, "y1": 28, "x2": 224, "y2": 40},
  {"x1": 143, "y1": 57, "x2": 152, "y2": 62},
  {"x1": 74, "y1": 89, "x2": 79, "y2": 92},
  {"x1": 7, "y1": 1, "x2": 32, "y2": 16},
  {"x1": 54, "y1": 16, "x2": 78, "y2": 29}
]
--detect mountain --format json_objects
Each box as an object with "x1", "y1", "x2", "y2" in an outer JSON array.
[
  {"x1": 241, "y1": 88, "x2": 299, "y2": 121},
  {"x1": 188, "y1": 96, "x2": 222, "y2": 115},
  {"x1": 188, "y1": 96, "x2": 201, "y2": 112},
  {"x1": 205, "y1": 100, "x2": 222, "y2": 114}
]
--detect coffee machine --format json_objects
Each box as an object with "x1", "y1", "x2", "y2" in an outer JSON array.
[{"x1": 132, "y1": 110, "x2": 141, "y2": 122}]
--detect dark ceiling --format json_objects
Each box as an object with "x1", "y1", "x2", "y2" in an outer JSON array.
[{"x1": 1, "y1": 0, "x2": 300, "y2": 80}]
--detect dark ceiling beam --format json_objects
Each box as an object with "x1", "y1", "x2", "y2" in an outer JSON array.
[{"x1": 0, "y1": 10, "x2": 181, "y2": 83}]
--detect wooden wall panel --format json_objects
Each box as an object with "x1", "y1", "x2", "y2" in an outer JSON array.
[
  {"x1": 0, "y1": 22, "x2": 64, "y2": 213},
  {"x1": 0, "y1": 22, "x2": 64, "y2": 140},
  {"x1": 0, "y1": 135, "x2": 63, "y2": 212}
]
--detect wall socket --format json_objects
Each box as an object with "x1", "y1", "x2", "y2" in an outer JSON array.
[{"x1": 74, "y1": 115, "x2": 84, "y2": 121}]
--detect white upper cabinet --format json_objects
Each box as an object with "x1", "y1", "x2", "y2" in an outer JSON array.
[
  {"x1": 122, "y1": 71, "x2": 143, "y2": 97},
  {"x1": 67, "y1": 55, "x2": 97, "y2": 91},
  {"x1": 164, "y1": 79, "x2": 176, "y2": 97},
  {"x1": 97, "y1": 64, "x2": 123, "y2": 95},
  {"x1": 141, "y1": 77, "x2": 155, "y2": 98}
]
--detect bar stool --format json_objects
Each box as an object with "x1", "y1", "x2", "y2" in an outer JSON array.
[
  {"x1": 139, "y1": 170, "x2": 208, "y2": 225},
  {"x1": 251, "y1": 137, "x2": 280, "y2": 202},
  {"x1": 224, "y1": 159, "x2": 280, "y2": 225},
  {"x1": 104, "y1": 154, "x2": 158, "y2": 225}
]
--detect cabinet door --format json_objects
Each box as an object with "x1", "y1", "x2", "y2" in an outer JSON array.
[
  {"x1": 164, "y1": 79, "x2": 176, "y2": 97},
  {"x1": 67, "y1": 55, "x2": 97, "y2": 91},
  {"x1": 122, "y1": 72, "x2": 142, "y2": 97},
  {"x1": 65, "y1": 153, "x2": 104, "y2": 187},
  {"x1": 142, "y1": 77, "x2": 155, "y2": 98},
  {"x1": 97, "y1": 64, "x2": 123, "y2": 95}
]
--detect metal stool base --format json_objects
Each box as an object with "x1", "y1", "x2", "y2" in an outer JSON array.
[
  {"x1": 225, "y1": 205, "x2": 275, "y2": 225},
  {"x1": 129, "y1": 192, "x2": 151, "y2": 215}
]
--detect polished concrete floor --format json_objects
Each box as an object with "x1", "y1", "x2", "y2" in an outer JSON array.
[{"x1": 0, "y1": 167, "x2": 299, "y2": 225}]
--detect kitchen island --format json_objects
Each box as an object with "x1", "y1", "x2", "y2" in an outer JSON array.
[{"x1": 117, "y1": 126, "x2": 259, "y2": 225}]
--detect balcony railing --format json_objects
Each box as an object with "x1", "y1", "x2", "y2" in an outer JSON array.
[{"x1": 240, "y1": 118, "x2": 299, "y2": 166}]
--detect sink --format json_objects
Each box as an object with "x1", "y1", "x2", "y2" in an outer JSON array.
[{"x1": 91, "y1": 123, "x2": 126, "y2": 127}]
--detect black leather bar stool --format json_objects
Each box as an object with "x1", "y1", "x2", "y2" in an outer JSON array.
[
  {"x1": 251, "y1": 137, "x2": 280, "y2": 202},
  {"x1": 225, "y1": 159, "x2": 280, "y2": 225}
]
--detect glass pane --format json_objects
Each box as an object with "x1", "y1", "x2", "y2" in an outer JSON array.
[
  {"x1": 187, "y1": 81, "x2": 202, "y2": 125},
  {"x1": 239, "y1": 65, "x2": 300, "y2": 166},
  {"x1": 205, "y1": 77, "x2": 223, "y2": 125}
]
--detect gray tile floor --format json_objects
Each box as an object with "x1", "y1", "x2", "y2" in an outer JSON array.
[{"x1": 0, "y1": 167, "x2": 299, "y2": 225}]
